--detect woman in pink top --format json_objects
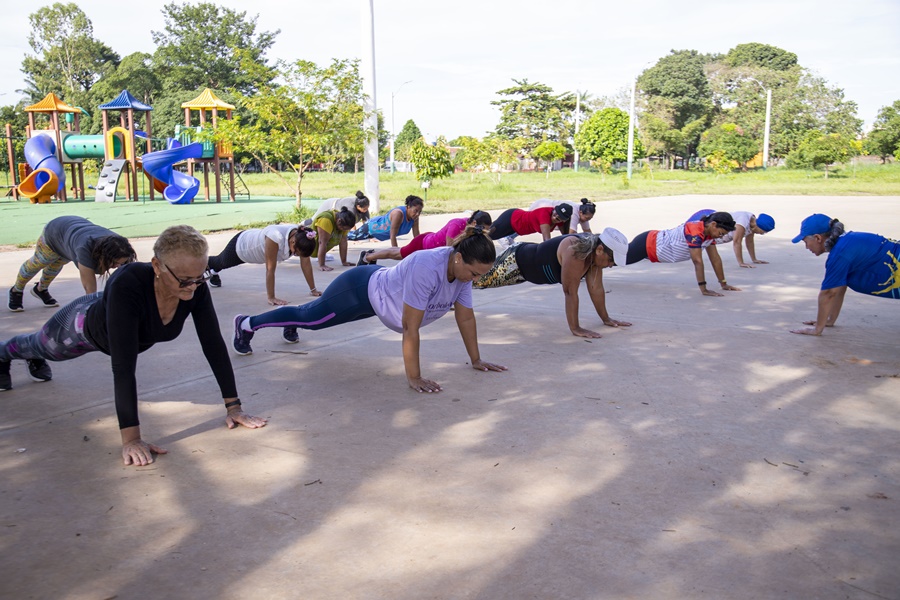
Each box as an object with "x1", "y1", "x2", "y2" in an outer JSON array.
[{"x1": 357, "y1": 210, "x2": 493, "y2": 265}]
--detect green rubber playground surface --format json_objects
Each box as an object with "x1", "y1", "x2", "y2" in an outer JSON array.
[{"x1": 0, "y1": 195, "x2": 324, "y2": 246}]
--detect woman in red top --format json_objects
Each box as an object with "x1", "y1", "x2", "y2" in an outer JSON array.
[{"x1": 489, "y1": 205, "x2": 573, "y2": 242}]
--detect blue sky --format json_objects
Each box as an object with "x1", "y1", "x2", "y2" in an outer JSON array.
[{"x1": 1, "y1": 0, "x2": 898, "y2": 141}]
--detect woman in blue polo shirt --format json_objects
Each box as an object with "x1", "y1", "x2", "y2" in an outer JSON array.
[{"x1": 791, "y1": 213, "x2": 899, "y2": 336}]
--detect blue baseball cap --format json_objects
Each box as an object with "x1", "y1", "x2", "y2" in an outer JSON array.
[
  {"x1": 792, "y1": 214, "x2": 832, "y2": 243},
  {"x1": 756, "y1": 213, "x2": 775, "y2": 232}
]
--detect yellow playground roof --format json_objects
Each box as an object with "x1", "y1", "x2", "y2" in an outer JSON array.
[
  {"x1": 24, "y1": 93, "x2": 81, "y2": 113},
  {"x1": 181, "y1": 88, "x2": 236, "y2": 110}
]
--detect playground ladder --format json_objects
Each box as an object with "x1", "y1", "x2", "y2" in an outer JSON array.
[
  {"x1": 94, "y1": 159, "x2": 127, "y2": 203},
  {"x1": 234, "y1": 170, "x2": 251, "y2": 200}
]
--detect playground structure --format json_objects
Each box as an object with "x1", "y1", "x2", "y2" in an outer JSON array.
[
  {"x1": 178, "y1": 88, "x2": 237, "y2": 202},
  {"x1": 3, "y1": 88, "x2": 239, "y2": 204}
]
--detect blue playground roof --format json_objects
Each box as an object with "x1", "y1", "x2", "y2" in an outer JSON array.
[{"x1": 98, "y1": 90, "x2": 153, "y2": 111}]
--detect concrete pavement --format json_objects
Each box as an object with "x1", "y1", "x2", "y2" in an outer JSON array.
[{"x1": 1, "y1": 195, "x2": 898, "y2": 599}]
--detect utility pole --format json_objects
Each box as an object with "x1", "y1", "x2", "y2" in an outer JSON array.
[
  {"x1": 574, "y1": 91, "x2": 581, "y2": 172},
  {"x1": 361, "y1": 0, "x2": 379, "y2": 212},
  {"x1": 627, "y1": 79, "x2": 636, "y2": 179}
]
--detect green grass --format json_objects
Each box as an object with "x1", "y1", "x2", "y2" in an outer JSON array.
[
  {"x1": 2, "y1": 162, "x2": 898, "y2": 246},
  {"x1": 242, "y1": 161, "x2": 900, "y2": 212}
]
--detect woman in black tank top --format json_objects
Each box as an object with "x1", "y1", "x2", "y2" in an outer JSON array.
[{"x1": 475, "y1": 230, "x2": 632, "y2": 338}]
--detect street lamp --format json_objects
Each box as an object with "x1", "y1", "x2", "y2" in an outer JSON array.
[
  {"x1": 390, "y1": 80, "x2": 412, "y2": 173},
  {"x1": 747, "y1": 78, "x2": 772, "y2": 169}
]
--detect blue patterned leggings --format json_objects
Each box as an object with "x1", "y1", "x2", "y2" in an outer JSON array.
[{"x1": 0, "y1": 293, "x2": 101, "y2": 362}]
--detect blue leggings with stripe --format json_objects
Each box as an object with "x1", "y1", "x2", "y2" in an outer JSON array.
[{"x1": 248, "y1": 265, "x2": 381, "y2": 331}]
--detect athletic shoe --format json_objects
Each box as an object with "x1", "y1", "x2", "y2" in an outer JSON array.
[
  {"x1": 1, "y1": 360, "x2": 11, "y2": 391},
  {"x1": 282, "y1": 326, "x2": 299, "y2": 344},
  {"x1": 8, "y1": 287, "x2": 24, "y2": 312},
  {"x1": 30, "y1": 283, "x2": 59, "y2": 307},
  {"x1": 356, "y1": 251, "x2": 369, "y2": 266},
  {"x1": 233, "y1": 314, "x2": 254, "y2": 355},
  {"x1": 209, "y1": 273, "x2": 222, "y2": 287},
  {"x1": 26, "y1": 359, "x2": 52, "y2": 382}
]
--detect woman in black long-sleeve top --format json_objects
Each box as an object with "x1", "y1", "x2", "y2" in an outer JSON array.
[{"x1": 0, "y1": 225, "x2": 267, "y2": 466}]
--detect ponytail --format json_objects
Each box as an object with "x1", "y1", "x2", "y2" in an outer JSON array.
[
  {"x1": 292, "y1": 225, "x2": 317, "y2": 257},
  {"x1": 335, "y1": 207, "x2": 358, "y2": 229},
  {"x1": 467, "y1": 209, "x2": 493, "y2": 230},
  {"x1": 823, "y1": 218, "x2": 845, "y2": 252},
  {"x1": 450, "y1": 224, "x2": 496, "y2": 265},
  {"x1": 578, "y1": 198, "x2": 596, "y2": 216}
]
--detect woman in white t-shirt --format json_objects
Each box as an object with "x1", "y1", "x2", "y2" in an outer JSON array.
[
  {"x1": 207, "y1": 224, "x2": 318, "y2": 305},
  {"x1": 232, "y1": 226, "x2": 507, "y2": 393}
]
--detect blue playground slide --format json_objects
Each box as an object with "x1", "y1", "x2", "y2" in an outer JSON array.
[
  {"x1": 141, "y1": 140, "x2": 204, "y2": 204},
  {"x1": 24, "y1": 135, "x2": 65, "y2": 193}
]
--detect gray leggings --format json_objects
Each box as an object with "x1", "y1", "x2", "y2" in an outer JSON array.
[{"x1": 0, "y1": 293, "x2": 101, "y2": 362}]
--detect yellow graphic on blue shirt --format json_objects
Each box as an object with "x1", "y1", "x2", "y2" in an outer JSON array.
[{"x1": 872, "y1": 250, "x2": 900, "y2": 297}]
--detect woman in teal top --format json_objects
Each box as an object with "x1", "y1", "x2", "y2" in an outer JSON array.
[{"x1": 348, "y1": 195, "x2": 423, "y2": 246}]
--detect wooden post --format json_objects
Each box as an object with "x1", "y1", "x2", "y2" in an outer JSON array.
[
  {"x1": 127, "y1": 108, "x2": 138, "y2": 201},
  {"x1": 203, "y1": 162, "x2": 210, "y2": 202},
  {"x1": 6, "y1": 123, "x2": 19, "y2": 199},
  {"x1": 229, "y1": 157, "x2": 236, "y2": 201},
  {"x1": 145, "y1": 111, "x2": 154, "y2": 202},
  {"x1": 52, "y1": 112, "x2": 67, "y2": 202}
]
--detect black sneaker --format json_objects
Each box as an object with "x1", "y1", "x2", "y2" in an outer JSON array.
[
  {"x1": 30, "y1": 283, "x2": 59, "y2": 307},
  {"x1": 356, "y1": 251, "x2": 369, "y2": 266},
  {"x1": 209, "y1": 273, "x2": 222, "y2": 287},
  {"x1": 282, "y1": 326, "x2": 299, "y2": 344},
  {"x1": 8, "y1": 287, "x2": 24, "y2": 312},
  {"x1": 1, "y1": 360, "x2": 11, "y2": 391},
  {"x1": 233, "y1": 314, "x2": 254, "y2": 355},
  {"x1": 26, "y1": 359, "x2": 52, "y2": 382}
]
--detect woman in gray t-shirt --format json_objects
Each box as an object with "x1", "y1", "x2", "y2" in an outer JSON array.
[{"x1": 8, "y1": 216, "x2": 135, "y2": 312}]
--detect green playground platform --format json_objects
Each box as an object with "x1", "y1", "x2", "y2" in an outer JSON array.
[{"x1": 0, "y1": 196, "x2": 324, "y2": 246}]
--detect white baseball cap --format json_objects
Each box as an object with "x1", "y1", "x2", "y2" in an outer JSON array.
[{"x1": 598, "y1": 227, "x2": 629, "y2": 267}]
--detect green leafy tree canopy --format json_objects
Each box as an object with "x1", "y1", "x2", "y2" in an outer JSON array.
[
  {"x1": 408, "y1": 138, "x2": 454, "y2": 186},
  {"x1": 697, "y1": 123, "x2": 759, "y2": 170},
  {"x1": 575, "y1": 107, "x2": 644, "y2": 172},
  {"x1": 151, "y1": 2, "x2": 278, "y2": 94}
]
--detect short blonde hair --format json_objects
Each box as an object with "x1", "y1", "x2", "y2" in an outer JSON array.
[{"x1": 153, "y1": 225, "x2": 208, "y2": 261}]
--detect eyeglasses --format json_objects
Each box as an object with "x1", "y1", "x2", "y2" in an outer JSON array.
[{"x1": 163, "y1": 262, "x2": 211, "y2": 288}]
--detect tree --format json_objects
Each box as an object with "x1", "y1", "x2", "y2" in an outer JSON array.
[
  {"x1": 408, "y1": 138, "x2": 454, "y2": 195},
  {"x1": 725, "y1": 43, "x2": 798, "y2": 71},
  {"x1": 638, "y1": 50, "x2": 716, "y2": 168},
  {"x1": 87, "y1": 52, "x2": 161, "y2": 132},
  {"x1": 786, "y1": 132, "x2": 856, "y2": 178},
  {"x1": 491, "y1": 79, "x2": 575, "y2": 154},
  {"x1": 22, "y1": 3, "x2": 119, "y2": 110},
  {"x1": 531, "y1": 141, "x2": 566, "y2": 177},
  {"x1": 216, "y1": 58, "x2": 369, "y2": 205},
  {"x1": 151, "y1": 2, "x2": 278, "y2": 95},
  {"x1": 393, "y1": 119, "x2": 422, "y2": 161},
  {"x1": 864, "y1": 101, "x2": 900, "y2": 163},
  {"x1": 452, "y1": 136, "x2": 489, "y2": 178},
  {"x1": 575, "y1": 108, "x2": 644, "y2": 173},
  {"x1": 697, "y1": 123, "x2": 759, "y2": 170}
]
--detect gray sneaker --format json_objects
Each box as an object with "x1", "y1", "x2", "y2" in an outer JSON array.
[{"x1": 8, "y1": 287, "x2": 24, "y2": 312}]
